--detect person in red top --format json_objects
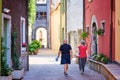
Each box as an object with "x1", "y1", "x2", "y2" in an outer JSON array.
[{"x1": 78, "y1": 40, "x2": 88, "y2": 74}]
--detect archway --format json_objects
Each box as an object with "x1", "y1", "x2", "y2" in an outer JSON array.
[
  {"x1": 36, "y1": 28, "x2": 47, "y2": 48},
  {"x1": 90, "y1": 15, "x2": 98, "y2": 55},
  {"x1": 91, "y1": 22, "x2": 98, "y2": 55}
]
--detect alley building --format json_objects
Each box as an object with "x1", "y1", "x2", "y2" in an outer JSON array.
[{"x1": 33, "y1": 0, "x2": 51, "y2": 48}]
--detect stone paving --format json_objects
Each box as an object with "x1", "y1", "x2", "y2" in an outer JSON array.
[{"x1": 22, "y1": 49, "x2": 106, "y2": 80}]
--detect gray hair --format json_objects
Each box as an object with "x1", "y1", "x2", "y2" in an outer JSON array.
[{"x1": 81, "y1": 40, "x2": 85, "y2": 45}]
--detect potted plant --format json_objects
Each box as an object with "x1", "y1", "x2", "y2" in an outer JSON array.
[
  {"x1": 21, "y1": 43, "x2": 27, "y2": 52},
  {"x1": 91, "y1": 53, "x2": 97, "y2": 60},
  {"x1": 95, "y1": 54, "x2": 105, "y2": 61},
  {"x1": 11, "y1": 32, "x2": 24, "y2": 80},
  {"x1": 22, "y1": 43, "x2": 27, "y2": 47},
  {"x1": 1, "y1": 39, "x2": 12, "y2": 80},
  {"x1": 81, "y1": 31, "x2": 88, "y2": 40},
  {"x1": 101, "y1": 56, "x2": 109, "y2": 64},
  {"x1": 91, "y1": 53, "x2": 109, "y2": 64},
  {"x1": 96, "y1": 28, "x2": 104, "y2": 35},
  {"x1": 28, "y1": 40, "x2": 42, "y2": 55}
]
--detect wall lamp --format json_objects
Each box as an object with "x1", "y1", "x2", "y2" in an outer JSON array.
[
  {"x1": 3, "y1": 8, "x2": 10, "y2": 13},
  {"x1": 88, "y1": 0, "x2": 92, "y2": 2}
]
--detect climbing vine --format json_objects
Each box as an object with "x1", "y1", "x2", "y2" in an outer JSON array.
[{"x1": 28, "y1": 0, "x2": 36, "y2": 26}]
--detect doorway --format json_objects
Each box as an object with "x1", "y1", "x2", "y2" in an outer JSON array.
[
  {"x1": 91, "y1": 22, "x2": 98, "y2": 55},
  {"x1": 36, "y1": 27, "x2": 47, "y2": 48},
  {"x1": 2, "y1": 13, "x2": 11, "y2": 66}
]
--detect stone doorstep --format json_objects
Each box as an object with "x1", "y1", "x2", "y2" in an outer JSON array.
[{"x1": 88, "y1": 59, "x2": 120, "y2": 80}]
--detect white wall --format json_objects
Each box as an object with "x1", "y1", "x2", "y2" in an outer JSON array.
[
  {"x1": 67, "y1": 0, "x2": 83, "y2": 32},
  {"x1": 67, "y1": 0, "x2": 83, "y2": 54}
]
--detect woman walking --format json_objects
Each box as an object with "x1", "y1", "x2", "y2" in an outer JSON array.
[{"x1": 77, "y1": 40, "x2": 88, "y2": 74}]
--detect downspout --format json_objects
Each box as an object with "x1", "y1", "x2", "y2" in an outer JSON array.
[
  {"x1": 26, "y1": 0, "x2": 29, "y2": 71},
  {"x1": 65, "y1": 0, "x2": 67, "y2": 39},
  {"x1": 110, "y1": 0, "x2": 113, "y2": 63},
  {"x1": 60, "y1": 1, "x2": 62, "y2": 44},
  {"x1": 0, "y1": 0, "x2": 2, "y2": 75},
  {"x1": 50, "y1": 0, "x2": 51, "y2": 48},
  {"x1": 48, "y1": 0, "x2": 51, "y2": 48}
]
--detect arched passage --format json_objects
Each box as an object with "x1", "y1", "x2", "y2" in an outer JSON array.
[
  {"x1": 91, "y1": 22, "x2": 98, "y2": 54},
  {"x1": 90, "y1": 15, "x2": 98, "y2": 55},
  {"x1": 35, "y1": 27, "x2": 47, "y2": 48}
]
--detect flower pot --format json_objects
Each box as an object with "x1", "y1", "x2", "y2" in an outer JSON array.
[
  {"x1": 12, "y1": 68, "x2": 24, "y2": 79},
  {"x1": 0, "y1": 75, "x2": 12, "y2": 80},
  {"x1": 33, "y1": 49, "x2": 39, "y2": 55}
]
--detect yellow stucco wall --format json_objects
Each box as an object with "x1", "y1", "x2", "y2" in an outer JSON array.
[
  {"x1": 115, "y1": 0, "x2": 120, "y2": 63},
  {"x1": 61, "y1": 13, "x2": 65, "y2": 39},
  {"x1": 50, "y1": 5, "x2": 61, "y2": 52}
]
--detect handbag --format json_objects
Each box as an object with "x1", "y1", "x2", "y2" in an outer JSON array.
[
  {"x1": 75, "y1": 48, "x2": 80, "y2": 57},
  {"x1": 75, "y1": 52, "x2": 79, "y2": 57}
]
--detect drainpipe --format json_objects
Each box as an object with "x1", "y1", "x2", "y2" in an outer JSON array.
[
  {"x1": 26, "y1": 0, "x2": 29, "y2": 71},
  {"x1": 109, "y1": 0, "x2": 113, "y2": 63},
  {"x1": 65, "y1": 0, "x2": 67, "y2": 39},
  {"x1": 0, "y1": 0, "x2": 2, "y2": 75},
  {"x1": 60, "y1": 1, "x2": 62, "y2": 44}
]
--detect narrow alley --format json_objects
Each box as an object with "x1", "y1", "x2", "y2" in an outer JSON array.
[
  {"x1": 23, "y1": 49, "x2": 106, "y2": 80},
  {"x1": 1, "y1": 0, "x2": 120, "y2": 80}
]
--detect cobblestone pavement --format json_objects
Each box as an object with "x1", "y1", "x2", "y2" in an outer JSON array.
[{"x1": 23, "y1": 49, "x2": 106, "y2": 80}]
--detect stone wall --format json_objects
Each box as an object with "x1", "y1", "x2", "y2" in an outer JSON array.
[{"x1": 88, "y1": 59, "x2": 116, "y2": 80}]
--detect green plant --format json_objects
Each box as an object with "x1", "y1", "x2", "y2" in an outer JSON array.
[
  {"x1": 96, "y1": 28, "x2": 104, "y2": 35},
  {"x1": 95, "y1": 54, "x2": 105, "y2": 61},
  {"x1": 11, "y1": 32, "x2": 22, "y2": 70},
  {"x1": 1, "y1": 39, "x2": 12, "y2": 76},
  {"x1": 28, "y1": 40, "x2": 42, "y2": 53},
  {"x1": 28, "y1": 0, "x2": 36, "y2": 26},
  {"x1": 91, "y1": 53, "x2": 97, "y2": 56},
  {"x1": 98, "y1": 54, "x2": 105, "y2": 58},
  {"x1": 92, "y1": 54, "x2": 97, "y2": 60},
  {"x1": 81, "y1": 31, "x2": 88, "y2": 39},
  {"x1": 101, "y1": 57, "x2": 109, "y2": 64},
  {"x1": 92, "y1": 53, "x2": 109, "y2": 64}
]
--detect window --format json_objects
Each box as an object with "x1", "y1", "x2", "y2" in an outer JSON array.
[
  {"x1": 36, "y1": 0, "x2": 46, "y2": 4},
  {"x1": 36, "y1": 12, "x2": 47, "y2": 20},
  {"x1": 101, "y1": 20, "x2": 105, "y2": 33},
  {"x1": 40, "y1": 12, "x2": 46, "y2": 18},
  {"x1": 86, "y1": 25, "x2": 89, "y2": 34},
  {"x1": 36, "y1": 12, "x2": 38, "y2": 19},
  {"x1": 20, "y1": 17, "x2": 26, "y2": 52}
]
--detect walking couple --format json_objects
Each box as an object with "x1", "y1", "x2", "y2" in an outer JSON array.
[{"x1": 56, "y1": 39, "x2": 88, "y2": 76}]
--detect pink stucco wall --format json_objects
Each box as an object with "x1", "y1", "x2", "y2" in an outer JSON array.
[{"x1": 84, "y1": 0, "x2": 112, "y2": 58}]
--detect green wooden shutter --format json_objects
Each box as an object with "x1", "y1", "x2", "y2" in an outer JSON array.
[{"x1": 61, "y1": 0, "x2": 65, "y2": 13}]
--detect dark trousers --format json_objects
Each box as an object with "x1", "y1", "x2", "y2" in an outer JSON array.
[{"x1": 78, "y1": 57, "x2": 86, "y2": 72}]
